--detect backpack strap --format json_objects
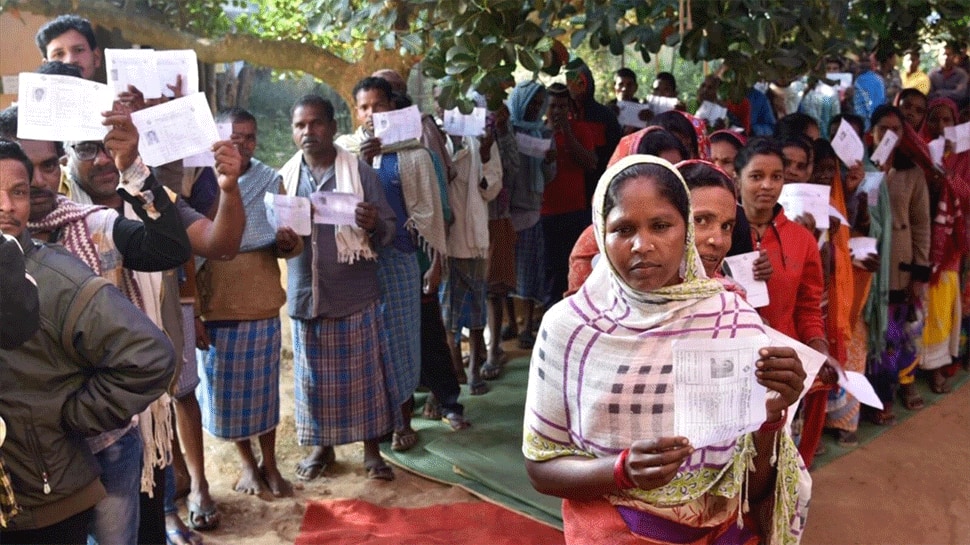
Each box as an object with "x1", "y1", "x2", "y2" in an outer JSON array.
[{"x1": 61, "y1": 276, "x2": 111, "y2": 361}]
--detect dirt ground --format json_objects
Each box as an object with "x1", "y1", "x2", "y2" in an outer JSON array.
[{"x1": 181, "y1": 317, "x2": 970, "y2": 545}]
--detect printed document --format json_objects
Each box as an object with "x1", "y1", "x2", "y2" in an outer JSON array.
[
  {"x1": 264, "y1": 193, "x2": 311, "y2": 236},
  {"x1": 310, "y1": 191, "x2": 361, "y2": 226},
  {"x1": 869, "y1": 129, "x2": 898, "y2": 167},
  {"x1": 778, "y1": 183, "x2": 831, "y2": 229},
  {"x1": 616, "y1": 101, "x2": 650, "y2": 128},
  {"x1": 643, "y1": 94, "x2": 678, "y2": 114},
  {"x1": 155, "y1": 50, "x2": 199, "y2": 97},
  {"x1": 943, "y1": 122, "x2": 970, "y2": 154},
  {"x1": 859, "y1": 172, "x2": 883, "y2": 207},
  {"x1": 515, "y1": 133, "x2": 552, "y2": 158},
  {"x1": 106, "y1": 48, "x2": 162, "y2": 99},
  {"x1": 443, "y1": 107, "x2": 486, "y2": 137},
  {"x1": 831, "y1": 119, "x2": 864, "y2": 167},
  {"x1": 372, "y1": 105, "x2": 422, "y2": 146},
  {"x1": 672, "y1": 335, "x2": 770, "y2": 449},
  {"x1": 722, "y1": 251, "x2": 769, "y2": 308},
  {"x1": 183, "y1": 122, "x2": 233, "y2": 167},
  {"x1": 130, "y1": 92, "x2": 219, "y2": 167},
  {"x1": 17, "y1": 73, "x2": 113, "y2": 142},
  {"x1": 848, "y1": 237, "x2": 878, "y2": 260},
  {"x1": 695, "y1": 100, "x2": 728, "y2": 125}
]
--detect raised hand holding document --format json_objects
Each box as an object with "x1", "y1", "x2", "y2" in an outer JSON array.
[
  {"x1": 130, "y1": 92, "x2": 220, "y2": 167},
  {"x1": 17, "y1": 73, "x2": 114, "y2": 142}
]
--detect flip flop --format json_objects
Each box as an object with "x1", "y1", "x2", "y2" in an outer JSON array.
[
  {"x1": 468, "y1": 380, "x2": 489, "y2": 396},
  {"x1": 295, "y1": 447, "x2": 336, "y2": 481},
  {"x1": 480, "y1": 362, "x2": 502, "y2": 380},
  {"x1": 391, "y1": 428, "x2": 418, "y2": 452},
  {"x1": 930, "y1": 370, "x2": 952, "y2": 394},
  {"x1": 442, "y1": 411, "x2": 471, "y2": 431},
  {"x1": 186, "y1": 501, "x2": 220, "y2": 532},
  {"x1": 166, "y1": 528, "x2": 203, "y2": 545},
  {"x1": 365, "y1": 462, "x2": 395, "y2": 481},
  {"x1": 899, "y1": 383, "x2": 924, "y2": 411}
]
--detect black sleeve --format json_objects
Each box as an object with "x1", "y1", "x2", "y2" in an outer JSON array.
[
  {"x1": 0, "y1": 236, "x2": 39, "y2": 349},
  {"x1": 112, "y1": 172, "x2": 192, "y2": 271}
]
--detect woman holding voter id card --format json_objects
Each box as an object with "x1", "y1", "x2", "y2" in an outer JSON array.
[{"x1": 523, "y1": 154, "x2": 811, "y2": 545}]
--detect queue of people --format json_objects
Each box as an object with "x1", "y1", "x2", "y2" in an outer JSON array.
[{"x1": 0, "y1": 12, "x2": 967, "y2": 545}]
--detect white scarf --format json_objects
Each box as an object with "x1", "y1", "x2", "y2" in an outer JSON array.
[{"x1": 279, "y1": 146, "x2": 377, "y2": 263}]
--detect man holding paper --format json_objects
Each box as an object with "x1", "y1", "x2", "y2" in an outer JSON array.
[
  {"x1": 279, "y1": 94, "x2": 399, "y2": 482},
  {"x1": 337, "y1": 76, "x2": 451, "y2": 445},
  {"x1": 195, "y1": 107, "x2": 301, "y2": 501},
  {"x1": 63, "y1": 103, "x2": 244, "y2": 544}
]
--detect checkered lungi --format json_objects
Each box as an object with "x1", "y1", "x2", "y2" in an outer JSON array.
[
  {"x1": 514, "y1": 221, "x2": 545, "y2": 302},
  {"x1": 292, "y1": 301, "x2": 397, "y2": 446},
  {"x1": 198, "y1": 317, "x2": 281, "y2": 440},
  {"x1": 377, "y1": 246, "x2": 422, "y2": 408},
  {"x1": 440, "y1": 257, "x2": 488, "y2": 333}
]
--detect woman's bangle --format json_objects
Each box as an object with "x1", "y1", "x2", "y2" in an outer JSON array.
[
  {"x1": 758, "y1": 409, "x2": 787, "y2": 433},
  {"x1": 613, "y1": 448, "x2": 636, "y2": 490}
]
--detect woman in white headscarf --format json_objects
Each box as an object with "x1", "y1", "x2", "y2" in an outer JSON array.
[{"x1": 523, "y1": 155, "x2": 811, "y2": 545}]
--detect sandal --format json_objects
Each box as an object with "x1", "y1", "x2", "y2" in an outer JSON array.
[
  {"x1": 468, "y1": 380, "x2": 489, "y2": 396},
  {"x1": 391, "y1": 428, "x2": 418, "y2": 452},
  {"x1": 365, "y1": 462, "x2": 395, "y2": 481},
  {"x1": 480, "y1": 362, "x2": 503, "y2": 380},
  {"x1": 868, "y1": 407, "x2": 896, "y2": 426},
  {"x1": 442, "y1": 411, "x2": 471, "y2": 431},
  {"x1": 295, "y1": 446, "x2": 336, "y2": 481},
  {"x1": 899, "y1": 383, "x2": 925, "y2": 411},
  {"x1": 837, "y1": 430, "x2": 859, "y2": 448},
  {"x1": 166, "y1": 528, "x2": 203, "y2": 545},
  {"x1": 930, "y1": 370, "x2": 952, "y2": 394},
  {"x1": 186, "y1": 500, "x2": 220, "y2": 532}
]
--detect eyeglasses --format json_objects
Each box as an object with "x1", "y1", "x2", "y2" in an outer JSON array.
[{"x1": 71, "y1": 141, "x2": 109, "y2": 162}]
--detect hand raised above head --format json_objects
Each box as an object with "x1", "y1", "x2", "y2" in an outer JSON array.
[
  {"x1": 212, "y1": 140, "x2": 243, "y2": 191},
  {"x1": 102, "y1": 105, "x2": 139, "y2": 171}
]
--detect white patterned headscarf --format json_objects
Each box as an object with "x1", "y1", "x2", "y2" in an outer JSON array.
[{"x1": 591, "y1": 154, "x2": 723, "y2": 304}]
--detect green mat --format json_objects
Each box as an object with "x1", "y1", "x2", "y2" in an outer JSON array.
[{"x1": 380, "y1": 357, "x2": 564, "y2": 529}]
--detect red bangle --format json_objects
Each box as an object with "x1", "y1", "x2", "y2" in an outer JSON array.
[
  {"x1": 758, "y1": 409, "x2": 787, "y2": 433},
  {"x1": 613, "y1": 448, "x2": 636, "y2": 489}
]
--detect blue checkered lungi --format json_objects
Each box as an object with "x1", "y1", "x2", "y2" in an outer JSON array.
[
  {"x1": 514, "y1": 221, "x2": 545, "y2": 302},
  {"x1": 440, "y1": 257, "x2": 488, "y2": 333},
  {"x1": 292, "y1": 301, "x2": 397, "y2": 445},
  {"x1": 198, "y1": 317, "x2": 281, "y2": 440},
  {"x1": 377, "y1": 246, "x2": 422, "y2": 409}
]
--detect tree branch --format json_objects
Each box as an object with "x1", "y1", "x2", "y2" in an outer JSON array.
[{"x1": 4, "y1": 0, "x2": 418, "y2": 106}]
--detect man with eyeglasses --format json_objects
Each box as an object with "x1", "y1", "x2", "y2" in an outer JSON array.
[{"x1": 61, "y1": 103, "x2": 244, "y2": 544}]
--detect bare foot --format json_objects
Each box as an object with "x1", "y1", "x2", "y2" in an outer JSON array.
[
  {"x1": 234, "y1": 465, "x2": 267, "y2": 495},
  {"x1": 260, "y1": 465, "x2": 294, "y2": 498}
]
